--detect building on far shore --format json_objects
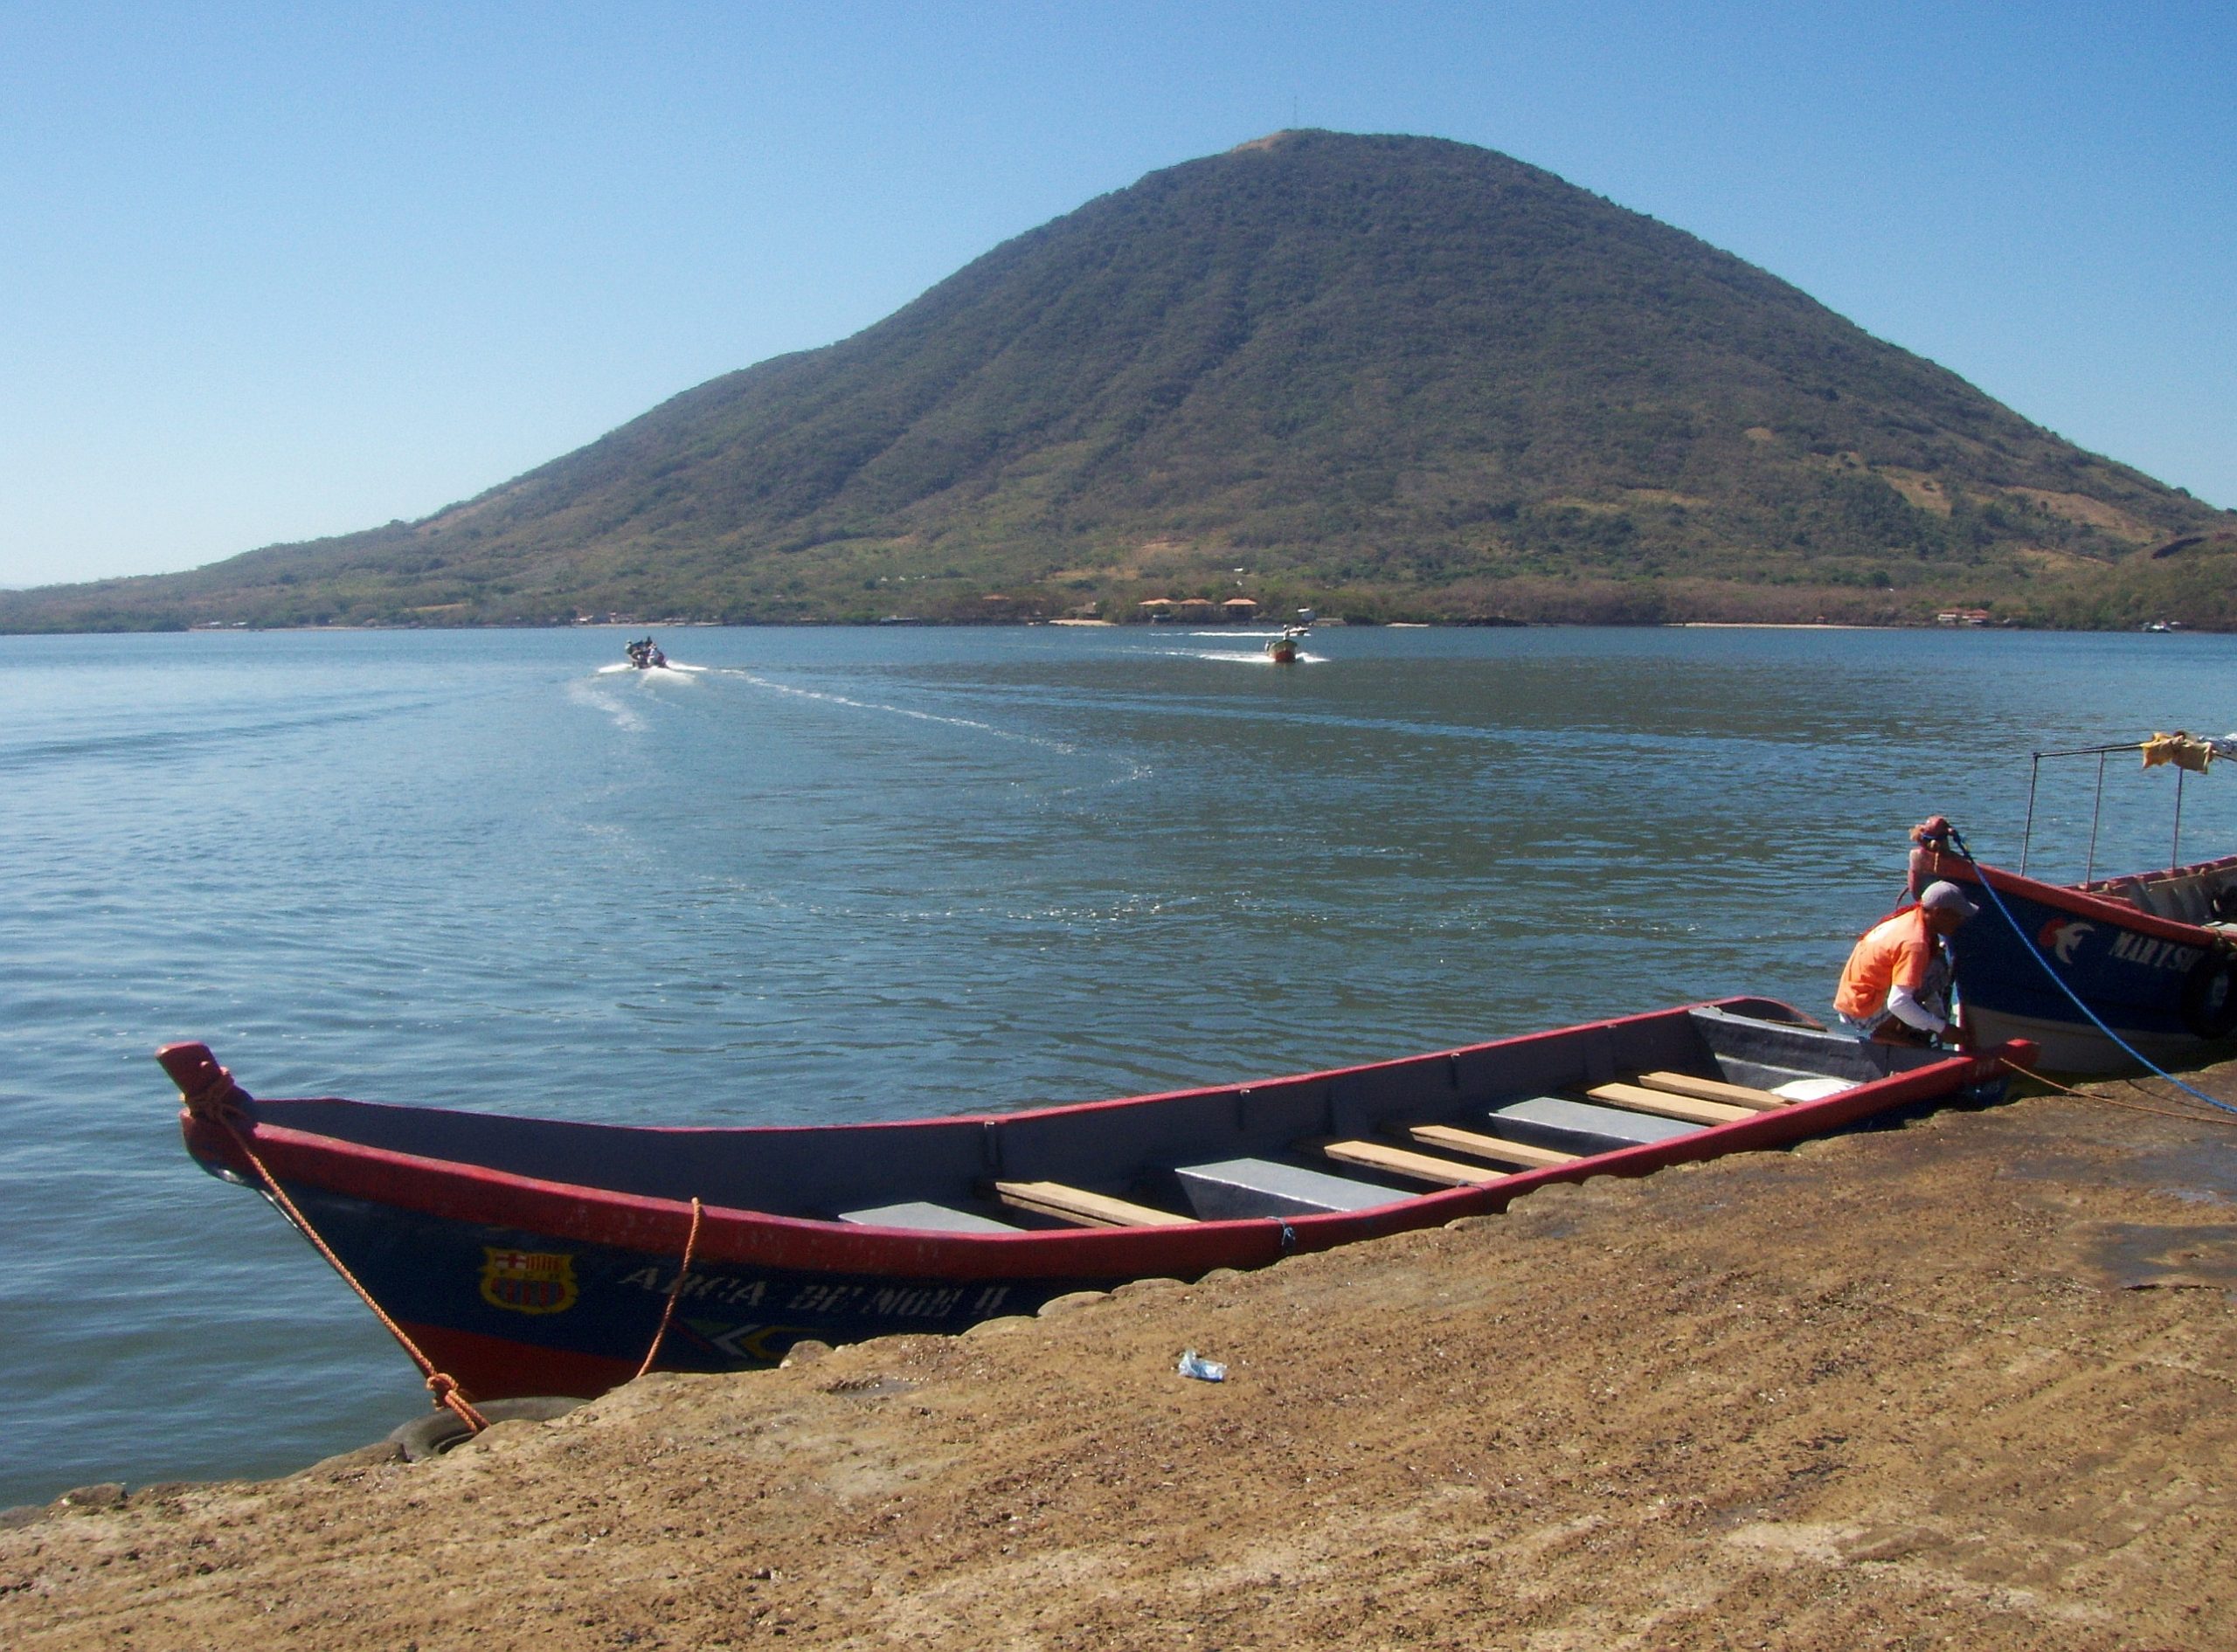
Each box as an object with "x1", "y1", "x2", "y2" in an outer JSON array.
[{"x1": 1136, "y1": 595, "x2": 1264, "y2": 622}]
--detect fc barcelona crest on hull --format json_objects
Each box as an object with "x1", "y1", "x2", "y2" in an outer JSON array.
[{"x1": 480, "y1": 1248, "x2": 578, "y2": 1315}]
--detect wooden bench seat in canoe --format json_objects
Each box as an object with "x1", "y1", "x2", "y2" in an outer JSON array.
[
  {"x1": 1313, "y1": 1138, "x2": 1509, "y2": 1188},
  {"x1": 991, "y1": 1181, "x2": 1195, "y2": 1229},
  {"x1": 1407, "y1": 1124, "x2": 1580, "y2": 1170},
  {"x1": 1628, "y1": 1069, "x2": 1791, "y2": 1110},
  {"x1": 1581, "y1": 1082, "x2": 1756, "y2": 1127}
]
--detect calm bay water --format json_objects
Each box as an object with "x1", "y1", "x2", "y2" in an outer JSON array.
[{"x1": 3, "y1": 622, "x2": 2232, "y2": 1506}]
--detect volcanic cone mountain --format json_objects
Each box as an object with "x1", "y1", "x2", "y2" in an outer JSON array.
[{"x1": 9, "y1": 129, "x2": 2227, "y2": 631}]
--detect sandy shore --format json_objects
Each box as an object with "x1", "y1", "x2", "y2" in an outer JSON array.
[{"x1": 6, "y1": 1067, "x2": 2235, "y2": 1649}]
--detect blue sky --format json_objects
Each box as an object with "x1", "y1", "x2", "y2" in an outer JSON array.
[{"x1": 3, "y1": 2, "x2": 2230, "y2": 589}]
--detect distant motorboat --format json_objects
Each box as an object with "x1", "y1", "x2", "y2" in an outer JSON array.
[
  {"x1": 625, "y1": 637, "x2": 668, "y2": 670},
  {"x1": 1266, "y1": 625, "x2": 1307, "y2": 664}
]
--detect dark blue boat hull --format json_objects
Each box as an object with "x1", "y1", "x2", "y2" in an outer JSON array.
[
  {"x1": 1927, "y1": 854, "x2": 2236, "y2": 1073},
  {"x1": 278, "y1": 1183, "x2": 1110, "y2": 1396}
]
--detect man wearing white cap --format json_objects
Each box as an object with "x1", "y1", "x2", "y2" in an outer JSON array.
[{"x1": 1833, "y1": 881, "x2": 1979, "y2": 1046}]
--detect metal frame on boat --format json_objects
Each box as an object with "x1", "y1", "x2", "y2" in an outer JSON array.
[{"x1": 164, "y1": 999, "x2": 2026, "y2": 1402}]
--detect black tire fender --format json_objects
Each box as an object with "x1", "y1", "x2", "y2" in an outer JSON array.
[
  {"x1": 2179, "y1": 951, "x2": 2237, "y2": 1040},
  {"x1": 385, "y1": 1395, "x2": 586, "y2": 1462}
]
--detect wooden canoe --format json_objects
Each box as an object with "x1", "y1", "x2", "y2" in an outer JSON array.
[{"x1": 163, "y1": 997, "x2": 2027, "y2": 1400}]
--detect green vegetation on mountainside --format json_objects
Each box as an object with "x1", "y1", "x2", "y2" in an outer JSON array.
[{"x1": 4, "y1": 130, "x2": 2227, "y2": 632}]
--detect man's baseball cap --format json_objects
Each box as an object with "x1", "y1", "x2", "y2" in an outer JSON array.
[{"x1": 1920, "y1": 881, "x2": 1979, "y2": 920}]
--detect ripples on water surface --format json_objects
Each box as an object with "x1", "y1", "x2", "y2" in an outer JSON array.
[{"x1": 3, "y1": 623, "x2": 2231, "y2": 1503}]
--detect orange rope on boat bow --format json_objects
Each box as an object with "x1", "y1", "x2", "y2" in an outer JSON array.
[
  {"x1": 216, "y1": 1114, "x2": 490, "y2": 1433},
  {"x1": 635, "y1": 1197, "x2": 704, "y2": 1380},
  {"x1": 1998, "y1": 1056, "x2": 2237, "y2": 1129}
]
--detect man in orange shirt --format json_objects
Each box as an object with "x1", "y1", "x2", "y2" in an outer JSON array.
[{"x1": 1834, "y1": 881, "x2": 1978, "y2": 1045}]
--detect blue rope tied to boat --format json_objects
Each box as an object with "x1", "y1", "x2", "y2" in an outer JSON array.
[{"x1": 1943, "y1": 826, "x2": 2237, "y2": 1119}]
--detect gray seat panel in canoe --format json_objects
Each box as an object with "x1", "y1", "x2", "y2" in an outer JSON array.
[
  {"x1": 1175, "y1": 1157, "x2": 1402, "y2": 1220},
  {"x1": 836, "y1": 1200, "x2": 1021, "y2": 1234},
  {"x1": 1484, "y1": 1096, "x2": 1702, "y2": 1155}
]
